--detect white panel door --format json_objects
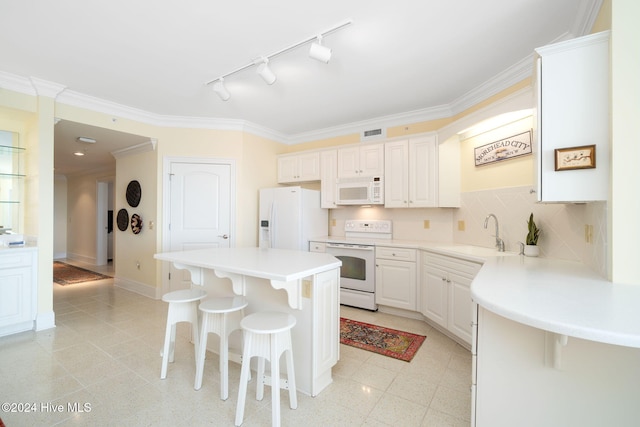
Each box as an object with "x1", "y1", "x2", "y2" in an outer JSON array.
[{"x1": 168, "y1": 161, "x2": 232, "y2": 291}]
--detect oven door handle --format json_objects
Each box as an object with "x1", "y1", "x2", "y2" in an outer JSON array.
[{"x1": 326, "y1": 243, "x2": 374, "y2": 251}]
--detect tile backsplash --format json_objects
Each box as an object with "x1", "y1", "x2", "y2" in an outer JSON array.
[{"x1": 329, "y1": 185, "x2": 607, "y2": 278}]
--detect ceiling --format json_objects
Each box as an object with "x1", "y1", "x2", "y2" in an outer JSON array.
[{"x1": 0, "y1": 0, "x2": 601, "y2": 175}]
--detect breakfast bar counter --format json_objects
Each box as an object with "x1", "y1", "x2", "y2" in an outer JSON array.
[
  {"x1": 470, "y1": 255, "x2": 640, "y2": 426},
  {"x1": 154, "y1": 247, "x2": 341, "y2": 397}
]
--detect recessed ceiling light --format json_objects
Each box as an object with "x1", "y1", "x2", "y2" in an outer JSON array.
[
  {"x1": 77, "y1": 137, "x2": 96, "y2": 144},
  {"x1": 73, "y1": 151, "x2": 85, "y2": 156}
]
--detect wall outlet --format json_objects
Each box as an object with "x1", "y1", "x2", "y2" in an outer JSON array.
[
  {"x1": 458, "y1": 220, "x2": 466, "y2": 231},
  {"x1": 423, "y1": 220, "x2": 430, "y2": 229},
  {"x1": 331, "y1": 219, "x2": 336, "y2": 227},
  {"x1": 584, "y1": 224, "x2": 594, "y2": 244},
  {"x1": 302, "y1": 280, "x2": 312, "y2": 298}
]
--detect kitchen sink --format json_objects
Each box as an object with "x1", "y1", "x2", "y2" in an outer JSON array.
[{"x1": 434, "y1": 245, "x2": 518, "y2": 258}]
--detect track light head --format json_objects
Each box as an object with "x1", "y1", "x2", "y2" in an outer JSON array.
[
  {"x1": 256, "y1": 58, "x2": 277, "y2": 85},
  {"x1": 309, "y1": 36, "x2": 332, "y2": 63},
  {"x1": 212, "y1": 78, "x2": 230, "y2": 101}
]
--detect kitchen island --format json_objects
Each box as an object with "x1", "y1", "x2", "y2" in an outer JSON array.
[
  {"x1": 154, "y1": 247, "x2": 341, "y2": 397},
  {"x1": 471, "y1": 256, "x2": 640, "y2": 427}
]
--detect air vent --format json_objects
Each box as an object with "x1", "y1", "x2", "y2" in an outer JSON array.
[{"x1": 361, "y1": 127, "x2": 386, "y2": 142}]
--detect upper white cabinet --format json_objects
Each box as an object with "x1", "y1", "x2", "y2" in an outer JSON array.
[
  {"x1": 384, "y1": 135, "x2": 438, "y2": 208},
  {"x1": 337, "y1": 143, "x2": 384, "y2": 178},
  {"x1": 277, "y1": 151, "x2": 321, "y2": 183},
  {"x1": 533, "y1": 31, "x2": 610, "y2": 202},
  {"x1": 320, "y1": 150, "x2": 338, "y2": 208}
]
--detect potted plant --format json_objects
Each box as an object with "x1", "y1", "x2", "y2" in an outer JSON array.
[{"x1": 524, "y1": 213, "x2": 540, "y2": 257}]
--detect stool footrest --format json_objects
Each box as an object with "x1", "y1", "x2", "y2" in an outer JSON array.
[{"x1": 260, "y1": 374, "x2": 293, "y2": 390}]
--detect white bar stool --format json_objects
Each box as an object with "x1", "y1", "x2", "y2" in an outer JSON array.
[
  {"x1": 194, "y1": 295, "x2": 248, "y2": 400},
  {"x1": 235, "y1": 311, "x2": 297, "y2": 427},
  {"x1": 160, "y1": 288, "x2": 208, "y2": 379}
]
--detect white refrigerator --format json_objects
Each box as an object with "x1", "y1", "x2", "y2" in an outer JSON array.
[{"x1": 259, "y1": 186, "x2": 328, "y2": 251}]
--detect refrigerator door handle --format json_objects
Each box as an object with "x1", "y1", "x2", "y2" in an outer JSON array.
[{"x1": 269, "y1": 201, "x2": 275, "y2": 248}]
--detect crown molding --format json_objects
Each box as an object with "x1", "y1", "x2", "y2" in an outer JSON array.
[
  {"x1": 29, "y1": 77, "x2": 66, "y2": 98},
  {"x1": 572, "y1": 0, "x2": 603, "y2": 37},
  {"x1": 284, "y1": 104, "x2": 453, "y2": 145},
  {"x1": 0, "y1": 71, "x2": 36, "y2": 95}
]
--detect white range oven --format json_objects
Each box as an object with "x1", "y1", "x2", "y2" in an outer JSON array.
[{"x1": 320, "y1": 219, "x2": 392, "y2": 311}]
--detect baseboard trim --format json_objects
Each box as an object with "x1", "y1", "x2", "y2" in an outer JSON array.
[{"x1": 113, "y1": 277, "x2": 161, "y2": 299}]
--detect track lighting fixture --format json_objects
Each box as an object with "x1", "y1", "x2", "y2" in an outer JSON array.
[
  {"x1": 309, "y1": 36, "x2": 332, "y2": 63},
  {"x1": 205, "y1": 19, "x2": 352, "y2": 101},
  {"x1": 256, "y1": 58, "x2": 277, "y2": 85},
  {"x1": 212, "y1": 78, "x2": 230, "y2": 101}
]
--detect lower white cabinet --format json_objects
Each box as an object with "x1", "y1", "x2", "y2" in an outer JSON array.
[
  {"x1": 375, "y1": 246, "x2": 417, "y2": 311},
  {"x1": 0, "y1": 248, "x2": 37, "y2": 337},
  {"x1": 421, "y1": 251, "x2": 481, "y2": 345}
]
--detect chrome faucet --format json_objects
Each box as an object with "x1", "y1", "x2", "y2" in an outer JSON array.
[{"x1": 484, "y1": 213, "x2": 505, "y2": 252}]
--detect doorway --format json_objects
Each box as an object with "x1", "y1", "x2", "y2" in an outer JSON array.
[
  {"x1": 161, "y1": 157, "x2": 236, "y2": 293},
  {"x1": 96, "y1": 179, "x2": 114, "y2": 268}
]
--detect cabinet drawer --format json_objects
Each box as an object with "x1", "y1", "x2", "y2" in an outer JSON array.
[
  {"x1": 0, "y1": 252, "x2": 33, "y2": 269},
  {"x1": 376, "y1": 246, "x2": 416, "y2": 262},
  {"x1": 423, "y1": 252, "x2": 481, "y2": 277},
  {"x1": 309, "y1": 242, "x2": 326, "y2": 253}
]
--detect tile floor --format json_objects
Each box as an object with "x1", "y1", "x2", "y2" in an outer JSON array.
[{"x1": 0, "y1": 261, "x2": 471, "y2": 426}]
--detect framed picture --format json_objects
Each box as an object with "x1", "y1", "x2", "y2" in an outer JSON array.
[
  {"x1": 554, "y1": 145, "x2": 596, "y2": 171},
  {"x1": 474, "y1": 130, "x2": 532, "y2": 166}
]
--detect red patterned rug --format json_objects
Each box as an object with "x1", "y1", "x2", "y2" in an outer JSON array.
[
  {"x1": 340, "y1": 317, "x2": 426, "y2": 362},
  {"x1": 53, "y1": 261, "x2": 112, "y2": 285}
]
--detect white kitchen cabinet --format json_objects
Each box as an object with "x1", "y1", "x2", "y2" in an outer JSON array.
[
  {"x1": 319, "y1": 150, "x2": 338, "y2": 208},
  {"x1": 384, "y1": 135, "x2": 437, "y2": 208},
  {"x1": 375, "y1": 246, "x2": 417, "y2": 311},
  {"x1": 337, "y1": 143, "x2": 384, "y2": 178},
  {"x1": 277, "y1": 151, "x2": 321, "y2": 183},
  {"x1": 0, "y1": 247, "x2": 37, "y2": 337},
  {"x1": 421, "y1": 251, "x2": 481, "y2": 345},
  {"x1": 533, "y1": 31, "x2": 610, "y2": 202}
]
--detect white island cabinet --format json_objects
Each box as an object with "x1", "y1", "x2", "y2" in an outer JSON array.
[
  {"x1": 154, "y1": 247, "x2": 341, "y2": 397},
  {"x1": 0, "y1": 246, "x2": 37, "y2": 337}
]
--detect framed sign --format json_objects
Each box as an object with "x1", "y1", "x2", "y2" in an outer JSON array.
[
  {"x1": 474, "y1": 130, "x2": 532, "y2": 166},
  {"x1": 555, "y1": 145, "x2": 596, "y2": 171}
]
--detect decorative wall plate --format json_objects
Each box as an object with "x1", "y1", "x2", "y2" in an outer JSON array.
[
  {"x1": 126, "y1": 180, "x2": 142, "y2": 207},
  {"x1": 117, "y1": 209, "x2": 129, "y2": 231},
  {"x1": 131, "y1": 213, "x2": 143, "y2": 234}
]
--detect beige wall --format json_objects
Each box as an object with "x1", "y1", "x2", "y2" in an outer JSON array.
[
  {"x1": 610, "y1": 0, "x2": 639, "y2": 283},
  {"x1": 459, "y1": 116, "x2": 534, "y2": 192},
  {"x1": 115, "y1": 147, "x2": 157, "y2": 291}
]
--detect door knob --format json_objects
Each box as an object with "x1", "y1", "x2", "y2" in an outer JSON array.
[{"x1": 218, "y1": 234, "x2": 229, "y2": 239}]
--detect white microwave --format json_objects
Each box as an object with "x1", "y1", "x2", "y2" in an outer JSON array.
[{"x1": 336, "y1": 176, "x2": 384, "y2": 205}]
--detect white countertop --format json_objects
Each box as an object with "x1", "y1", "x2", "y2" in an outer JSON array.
[
  {"x1": 155, "y1": 246, "x2": 341, "y2": 282},
  {"x1": 311, "y1": 236, "x2": 514, "y2": 263},
  {"x1": 312, "y1": 236, "x2": 640, "y2": 348},
  {"x1": 471, "y1": 255, "x2": 640, "y2": 348}
]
